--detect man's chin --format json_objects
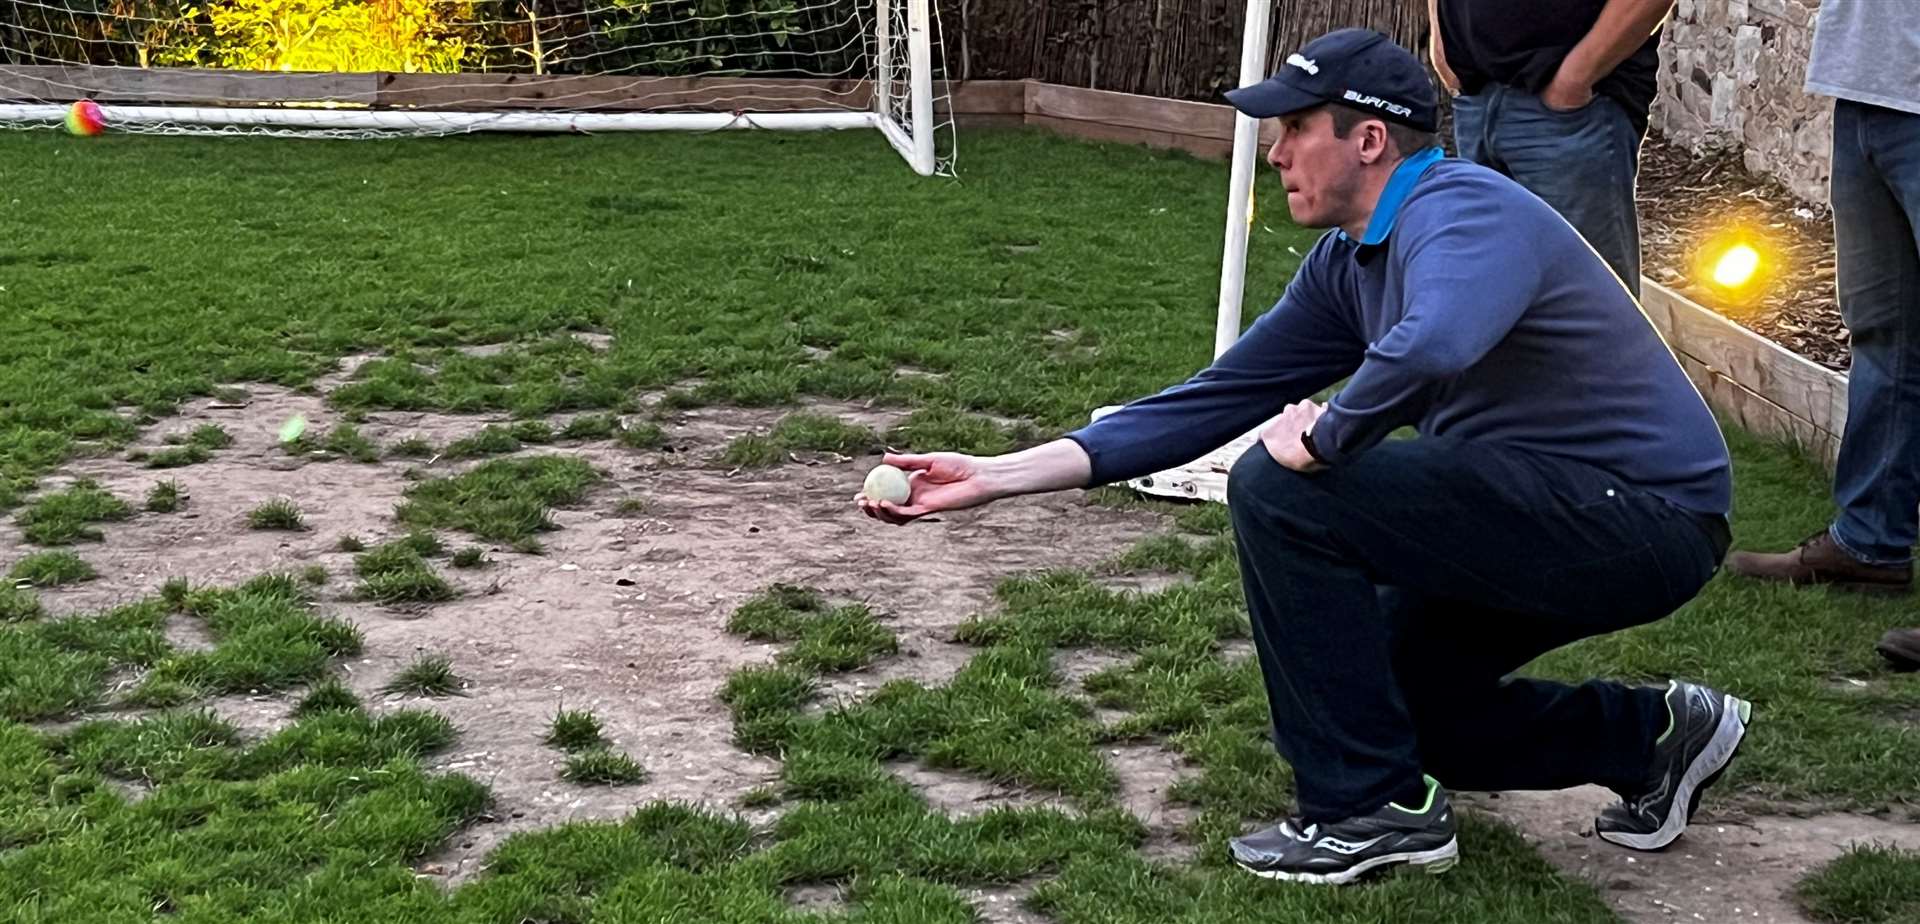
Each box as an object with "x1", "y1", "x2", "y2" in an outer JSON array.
[{"x1": 1285, "y1": 206, "x2": 1327, "y2": 229}]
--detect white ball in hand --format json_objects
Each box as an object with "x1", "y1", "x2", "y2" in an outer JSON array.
[{"x1": 862, "y1": 464, "x2": 912, "y2": 505}]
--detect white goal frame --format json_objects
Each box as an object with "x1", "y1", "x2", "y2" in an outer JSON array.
[{"x1": 0, "y1": 0, "x2": 942, "y2": 176}]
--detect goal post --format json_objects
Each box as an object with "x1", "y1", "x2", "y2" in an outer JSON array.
[{"x1": 0, "y1": 0, "x2": 954, "y2": 176}]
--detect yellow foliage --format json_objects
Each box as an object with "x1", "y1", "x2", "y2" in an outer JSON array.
[{"x1": 193, "y1": 0, "x2": 470, "y2": 72}]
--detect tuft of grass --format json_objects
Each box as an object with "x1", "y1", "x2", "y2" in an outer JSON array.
[
  {"x1": 886, "y1": 406, "x2": 1037, "y2": 457},
  {"x1": 768, "y1": 412, "x2": 880, "y2": 456},
  {"x1": 355, "y1": 567, "x2": 455, "y2": 605},
  {"x1": 387, "y1": 436, "x2": 436, "y2": 458},
  {"x1": 320, "y1": 423, "x2": 380, "y2": 463},
  {"x1": 611, "y1": 497, "x2": 648, "y2": 517},
  {"x1": 560, "y1": 413, "x2": 619, "y2": 441},
  {"x1": 545, "y1": 709, "x2": 606, "y2": 752},
  {"x1": 510, "y1": 420, "x2": 555, "y2": 444},
  {"x1": 616, "y1": 420, "x2": 667, "y2": 450},
  {"x1": 145, "y1": 424, "x2": 230, "y2": 468},
  {"x1": 443, "y1": 425, "x2": 522, "y2": 460},
  {"x1": 1, "y1": 583, "x2": 45, "y2": 622},
  {"x1": 145, "y1": 479, "x2": 185, "y2": 512},
  {"x1": 121, "y1": 678, "x2": 199, "y2": 708},
  {"x1": 720, "y1": 413, "x2": 879, "y2": 470},
  {"x1": 727, "y1": 584, "x2": 898, "y2": 673},
  {"x1": 721, "y1": 434, "x2": 784, "y2": 469},
  {"x1": 137, "y1": 577, "x2": 363, "y2": 698},
  {"x1": 382, "y1": 653, "x2": 465, "y2": 697},
  {"x1": 739, "y1": 786, "x2": 781, "y2": 808},
  {"x1": 293, "y1": 677, "x2": 363, "y2": 716},
  {"x1": 395, "y1": 455, "x2": 600, "y2": 546},
  {"x1": 245, "y1": 498, "x2": 305, "y2": 531},
  {"x1": 299, "y1": 565, "x2": 329, "y2": 586},
  {"x1": 561, "y1": 748, "x2": 648, "y2": 785},
  {"x1": 9, "y1": 551, "x2": 98, "y2": 587},
  {"x1": 188, "y1": 424, "x2": 234, "y2": 450},
  {"x1": 160, "y1": 577, "x2": 192, "y2": 608},
  {"x1": 336, "y1": 534, "x2": 367, "y2": 552},
  {"x1": 450, "y1": 546, "x2": 488, "y2": 569},
  {"x1": 16, "y1": 479, "x2": 132, "y2": 545},
  {"x1": 1797, "y1": 844, "x2": 1920, "y2": 923},
  {"x1": 144, "y1": 444, "x2": 210, "y2": 468}
]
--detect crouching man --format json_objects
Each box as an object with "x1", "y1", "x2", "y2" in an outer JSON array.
[{"x1": 856, "y1": 28, "x2": 1752, "y2": 884}]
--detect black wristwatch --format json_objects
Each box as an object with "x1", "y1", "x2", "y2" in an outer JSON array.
[{"x1": 1301, "y1": 429, "x2": 1329, "y2": 465}]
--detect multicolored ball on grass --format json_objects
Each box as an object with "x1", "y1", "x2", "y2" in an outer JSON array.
[{"x1": 64, "y1": 100, "x2": 105, "y2": 136}]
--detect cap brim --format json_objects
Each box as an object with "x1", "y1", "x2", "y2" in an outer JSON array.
[{"x1": 1223, "y1": 77, "x2": 1325, "y2": 119}]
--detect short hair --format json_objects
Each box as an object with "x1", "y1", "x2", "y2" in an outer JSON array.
[{"x1": 1324, "y1": 104, "x2": 1439, "y2": 160}]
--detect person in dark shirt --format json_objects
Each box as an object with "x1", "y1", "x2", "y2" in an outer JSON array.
[
  {"x1": 1429, "y1": 0, "x2": 1677, "y2": 297},
  {"x1": 855, "y1": 29, "x2": 1752, "y2": 885}
]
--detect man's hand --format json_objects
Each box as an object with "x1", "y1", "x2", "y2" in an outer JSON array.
[
  {"x1": 1545, "y1": 0, "x2": 1675, "y2": 111},
  {"x1": 1260, "y1": 400, "x2": 1329, "y2": 472},
  {"x1": 1539, "y1": 68, "x2": 1596, "y2": 111},
  {"x1": 855, "y1": 452, "x2": 998, "y2": 525}
]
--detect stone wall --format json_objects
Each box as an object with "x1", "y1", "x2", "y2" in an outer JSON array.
[{"x1": 1654, "y1": 0, "x2": 1832, "y2": 204}]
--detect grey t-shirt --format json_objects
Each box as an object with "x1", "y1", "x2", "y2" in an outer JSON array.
[{"x1": 1805, "y1": 0, "x2": 1920, "y2": 115}]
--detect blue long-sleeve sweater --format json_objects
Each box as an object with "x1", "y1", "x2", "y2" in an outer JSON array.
[{"x1": 1064, "y1": 149, "x2": 1733, "y2": 517}]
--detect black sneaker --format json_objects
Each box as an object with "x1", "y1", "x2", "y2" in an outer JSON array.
[
  {"x1": 1595, "y1": 680, "x2": 1752, "y2": 851},
  {"x1": 1228, "y1": 776, "x2": 1459, "y2": 885}
]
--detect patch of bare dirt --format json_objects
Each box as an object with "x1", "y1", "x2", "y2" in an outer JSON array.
[
  {"x1": 1053, "y1": 648, "x2": 1133, "y2": 691},
  {"x1": 1465, "y1": 786, "x2": 1920, "y2": 924},
  {"x1": 1093, "y1": 572, "x2": 1185, "y2": 596},
  {"x1": 1108, "y1": 742, "x2": 1198, "y2": 864},
  {"x1": 963, "y1": 882, "x2": 1048, "y2": 924},
  {"x1": 12, "y1": 386, "x2": 1169, "y2": 898}
]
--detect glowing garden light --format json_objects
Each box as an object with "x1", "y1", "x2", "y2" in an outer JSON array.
[{"x1": 1711, "y1": 243, "x2": 1762, "y2": 289}]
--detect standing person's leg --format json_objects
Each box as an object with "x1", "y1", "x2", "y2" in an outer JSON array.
[
  {"x1": 1450, "y1": 86, "x2": 1494, "y2": 165},
  {"x1": 1476, "y1": 90, "x2": 1645, "y2": 298},
  {"x1": 1833, "y1": 102, "x2": 1920, "y2": 574},
  {"x1": 1222, "y1": 437, "x2": 1743, "y2": 883},
  {"x1": 1726, "y1": 100, "x2": 1920, "y2": 601}
]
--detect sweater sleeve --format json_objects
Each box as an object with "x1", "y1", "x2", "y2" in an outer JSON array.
[
  {"x1": 1307, "y1": 195, "x2": 1544, "y2": 463},
  {"x1": 1062, "y1": 248, "x2": 1364, "y2": 486}
]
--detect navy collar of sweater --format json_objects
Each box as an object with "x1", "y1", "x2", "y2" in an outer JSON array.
[{"x1": 1339, "y1": 145, "x2": 1445, "y2": 260}]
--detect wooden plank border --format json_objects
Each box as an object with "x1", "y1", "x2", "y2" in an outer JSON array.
[
  {"x1": 1641, "y1": 281, "x2": 1850, "y2": 467},
  {"x1": 0, "y1": 64, "x2": 378, "y2": 105}
]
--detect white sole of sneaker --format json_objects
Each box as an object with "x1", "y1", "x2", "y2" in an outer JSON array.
[
  {"x1": 1238, "y1": 837, "x2": 1460, "y2": 886},
  {"x1": 1597, "y1": 693, "x2": 1752, "y2": 852}
]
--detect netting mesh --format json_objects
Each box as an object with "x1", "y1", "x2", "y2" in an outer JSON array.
[{"x1": 0, "y1": 0, "x2": 954, "y2": 173}]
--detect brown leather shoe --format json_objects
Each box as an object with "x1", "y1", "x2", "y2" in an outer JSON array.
[
  {"x1": 1723, "y1": 529, "x2": 1912, "y2": 594},
  {"x1": 1878, "y1": 628, "x2": 1920, "y2": 671}
]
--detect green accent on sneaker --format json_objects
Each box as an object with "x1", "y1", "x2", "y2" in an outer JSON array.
[
  {"x1": 1389, "y1": 775, "x2": 1441, "y2": 815},
  {"x1": 1736, "y1": 699, "x2": 1752, "y2": 723},
  {"x1": 1654, "y1": 680, "x2": 1678, "y2": 745}
]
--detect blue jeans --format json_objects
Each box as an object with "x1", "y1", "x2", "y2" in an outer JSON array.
[
  {"x1": 1451, "y1": 86, "x2": 1645, "y2": 298},
  {"x1": 1227, "y1": 437, "x2": 1728, "y2": 821},
  {"x1": 1829, "y1": 99, "x2": 1920, "y2": 566}
]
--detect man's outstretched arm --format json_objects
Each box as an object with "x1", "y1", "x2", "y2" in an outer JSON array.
[{"x1": 856, "y1": 245, "x2": 1364, "y2": 524}]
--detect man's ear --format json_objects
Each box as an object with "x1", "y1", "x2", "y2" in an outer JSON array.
[{"x1": 1358, "y1": 121, "x2": 1394, "y2": 165}]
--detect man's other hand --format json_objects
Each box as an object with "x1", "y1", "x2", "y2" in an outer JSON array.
[{"x1": 1260, "y1": 400, "x2": 1329, "y2": 472}]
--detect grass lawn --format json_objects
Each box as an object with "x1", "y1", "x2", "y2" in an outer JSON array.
[{"x1": 2, "y1": 124, "x2": 1918, "y2": 922}]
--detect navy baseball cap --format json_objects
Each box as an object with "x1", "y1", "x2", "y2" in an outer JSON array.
[{"x1": 1224, "y1": 28, "x2": 1439, "y2": 133}]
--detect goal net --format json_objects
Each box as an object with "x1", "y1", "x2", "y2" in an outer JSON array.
[{"x1": 0, "y1": 0, "x2": 956, "y2": 175}]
